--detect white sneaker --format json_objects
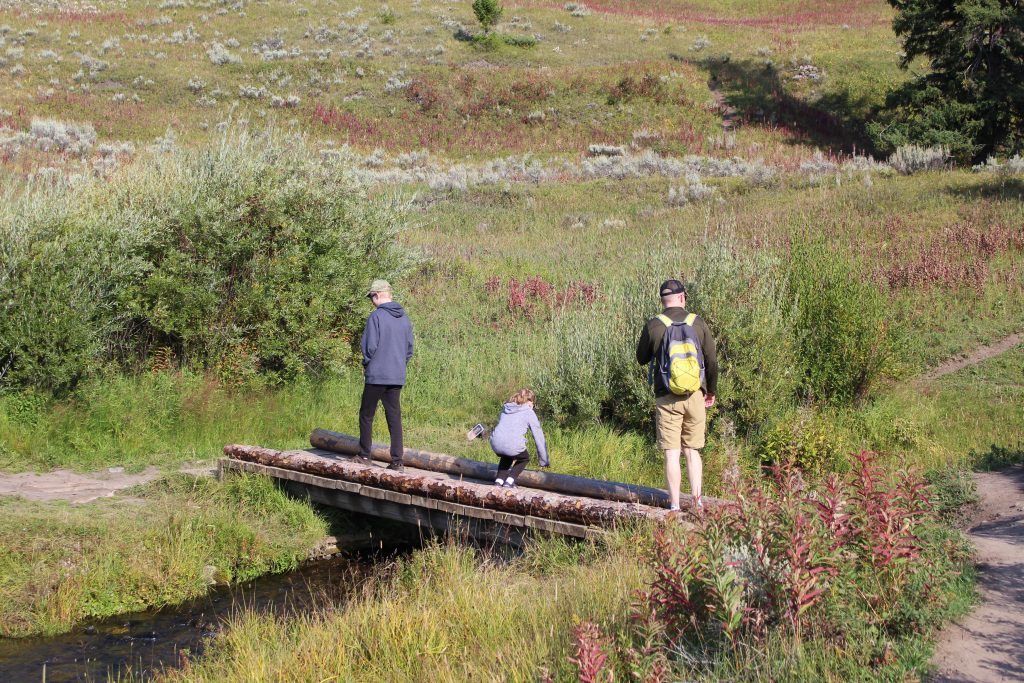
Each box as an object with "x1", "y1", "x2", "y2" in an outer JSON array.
[
  {"x1": 503, "y1": 478, "x2": 517, "y2": 489},
  {"x1": 495, "y1": 478, "x2": 505, "y2": 486}
]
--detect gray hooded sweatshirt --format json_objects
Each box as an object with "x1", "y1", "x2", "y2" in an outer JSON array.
[
  {"x1": 489, "y1": 403, "x2": 549, "y2": 466},
  {"x1": 361, "y1": 302, "x2": 414, "y2": 385}
]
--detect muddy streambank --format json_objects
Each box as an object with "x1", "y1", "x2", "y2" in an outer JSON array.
[{"x1": 0, "y1": 546, "x2": 409, "y2": 682}]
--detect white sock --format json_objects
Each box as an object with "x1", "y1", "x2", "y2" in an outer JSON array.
[{"x1": 495, "y1": 478, "x2": 504, "y2": 486}]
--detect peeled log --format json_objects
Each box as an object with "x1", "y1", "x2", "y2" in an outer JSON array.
[
  {"x1": 224, "y1": 444, "x2": 666, "y2": 527},
  {"x1": 310, "y1": 428, "x2": 677, "y2": 508}
]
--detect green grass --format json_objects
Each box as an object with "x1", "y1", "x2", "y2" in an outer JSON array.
[
  {"x1": 155, "y1": 532, "x2": 651, "y2": 683},
  {"x1": 0, "y1": 473, "x2": 329, "y2": 638},
  {"x1": 0, "y1": 0, "x2": 902, "y2": 160},
  {"x1": 861, "y1": 346, "x2": 1024, "y2": 470},
  {"x1": 148, "y1": 516, "x2": 975, "y2": 683}
]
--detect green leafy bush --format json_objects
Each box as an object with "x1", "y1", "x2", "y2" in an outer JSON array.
[
  {"x1": 754, "y1": 409, "x2": 846, "y2": 476},
  {"x1": 686, "y1": 236, "x2": 798, "y2": 435},
  {"x1": 538, "y1": 235, "x2": 901, "y2": 439},
  {"x1": 788, "y1": 242, "x2": 902, "y2": 406},
  {"x1": 0, "y1": 190, "x2": 124, "y2": 393},
  {"x1": 0, "y1": 129, "x2": 411, "y2": 393},
  {"x1": 500, "y1": 33, "x2": 536, "y2": 48}
]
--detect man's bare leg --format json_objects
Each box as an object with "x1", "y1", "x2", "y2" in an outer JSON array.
[
  {"x1": 684, "y1": 447, "x2": 703, "y2": 505},
  {"x1": 664, "y1": 448, "x2": 682, "y2": 509}
]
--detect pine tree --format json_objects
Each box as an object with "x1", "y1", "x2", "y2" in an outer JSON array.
[
  {"x1": 472, "y1": 0, "x2": 503, "y2": 34},
  {"x1": 870, "y1": 0, "x2": 1023, "y2": 162}
]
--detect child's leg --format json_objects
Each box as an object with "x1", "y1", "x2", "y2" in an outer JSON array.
[
  {"x1": 506, "y1": 451, "x2": 529, "y2": 483},
  {"x1": 496, "y1": 455, "x2": 515, "y2": 481}
]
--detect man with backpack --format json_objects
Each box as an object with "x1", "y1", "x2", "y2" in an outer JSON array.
[{"x1": 636, "y1": 279, "x2": 718, "y2": 511}]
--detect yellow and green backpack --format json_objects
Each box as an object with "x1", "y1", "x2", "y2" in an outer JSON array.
[{"x1": 652, "y1": 313, "x2": 705, "y2": 396}]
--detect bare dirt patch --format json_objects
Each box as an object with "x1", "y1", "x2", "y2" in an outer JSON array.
[
  {"x1": 930, "y1": 465, "x2": 1024, "y2": 682},
  {"x1": 0, "y1": 465, "x2": 216, "y2": 504}
]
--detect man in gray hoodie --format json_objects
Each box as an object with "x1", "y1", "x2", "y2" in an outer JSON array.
[{"x1": 358, "y1": 279, "x2": 414, "y2": 470}]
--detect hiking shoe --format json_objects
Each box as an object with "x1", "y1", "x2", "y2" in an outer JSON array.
[
  {"x1": 354, "y1": 455, "x2": 373, "y2": 466},
  {"x1": 386, "y1": 461, "x2": 405, "y2": 472},
  {"x1": 691, "y1": 497, "x2": 705, "y2": 516}
]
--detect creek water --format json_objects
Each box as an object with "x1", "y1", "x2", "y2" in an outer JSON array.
[{"x1": 0, "y1": 552, "x2": 395, "y2": 682}]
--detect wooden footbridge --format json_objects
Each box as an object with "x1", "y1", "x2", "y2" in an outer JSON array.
[{"x1": 221, "y1": 429, "x2": 687, "y2": 545}]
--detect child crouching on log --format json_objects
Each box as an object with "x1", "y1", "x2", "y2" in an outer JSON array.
[{"x1": 490, "y1": 389, "x2": 549, "y2": 488}]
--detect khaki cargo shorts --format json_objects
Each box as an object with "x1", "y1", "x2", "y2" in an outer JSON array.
[{"x1": 655, "y1": 391, "x2": 706, "y2": 450}]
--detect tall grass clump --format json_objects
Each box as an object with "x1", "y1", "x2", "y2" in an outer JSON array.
[
  {"x1": 0, "y1": 128, "x2": 412, "y2": 394},
  {"x1": 160, "y1": 534, "x2": 649, "y2": 682}
]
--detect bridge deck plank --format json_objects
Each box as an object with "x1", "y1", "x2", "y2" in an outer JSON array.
[{"x1": 220, "y1": 457, "x2": 611, "y2": 540}]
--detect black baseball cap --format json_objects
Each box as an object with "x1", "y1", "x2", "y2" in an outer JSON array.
[{"x1": 659, "y1": 279, "x2": 686, "y2": 296}]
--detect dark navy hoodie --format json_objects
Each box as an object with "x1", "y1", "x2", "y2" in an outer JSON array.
[{"x1": 361, "y1": 302, "x2": 414, "y2": 385}]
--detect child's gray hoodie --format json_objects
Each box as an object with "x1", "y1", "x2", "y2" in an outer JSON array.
[{"x1": 489, "y1": 403, "x2": 549, "y2": 466}]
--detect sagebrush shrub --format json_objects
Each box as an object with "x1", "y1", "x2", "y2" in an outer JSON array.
[
  {"x1": 888, "y1": 144, "x2": 948, "y2": 174},
  {"x1": 754, "y1": 409, "x2": 846, "y2": 475}
]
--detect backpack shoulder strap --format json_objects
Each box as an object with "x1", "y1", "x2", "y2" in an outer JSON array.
[
  {"x1": 655, "y1": 314, "x2": 673, "y2": 327},
  {"x1": 683, "y1": 313, "x2": 697, "y2": 326}
]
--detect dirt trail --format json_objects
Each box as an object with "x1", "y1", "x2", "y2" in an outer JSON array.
[
  {"x1": 923, "y1": 332, "x2": 1024, "y2": 381},
  {"x1": 0, "y1": 464, "x2": 216, "y2": 503},
  {"x1": 708, "y1": 79, "x2": 738, "y2": 134},
  {"x1": 930, "y1": 466, "x2": 1024, "y2": 682}
]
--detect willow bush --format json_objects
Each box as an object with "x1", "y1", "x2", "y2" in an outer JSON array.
[{"x1": 0, "y1": 129, "x2": 412, "y2": 394}]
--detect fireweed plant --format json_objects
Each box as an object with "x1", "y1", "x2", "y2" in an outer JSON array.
[{"x1": 571, "y1": 451, "x2": 973, "y2": 679}]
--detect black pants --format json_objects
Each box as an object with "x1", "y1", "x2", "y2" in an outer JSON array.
[
  {"x1": 359, "y1": 384, "x2": 403, "y2": 461},
  {"x1": 497, "y1": 450, "x2": 529, "y2": 481}
]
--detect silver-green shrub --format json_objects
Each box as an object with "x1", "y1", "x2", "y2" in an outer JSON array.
[
  {"x1": 536, "y1": 277, "x2": 655, "y2": 431},
  {"x1": 888, "y1": 144, "x2": 948, "y2": 174}
]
